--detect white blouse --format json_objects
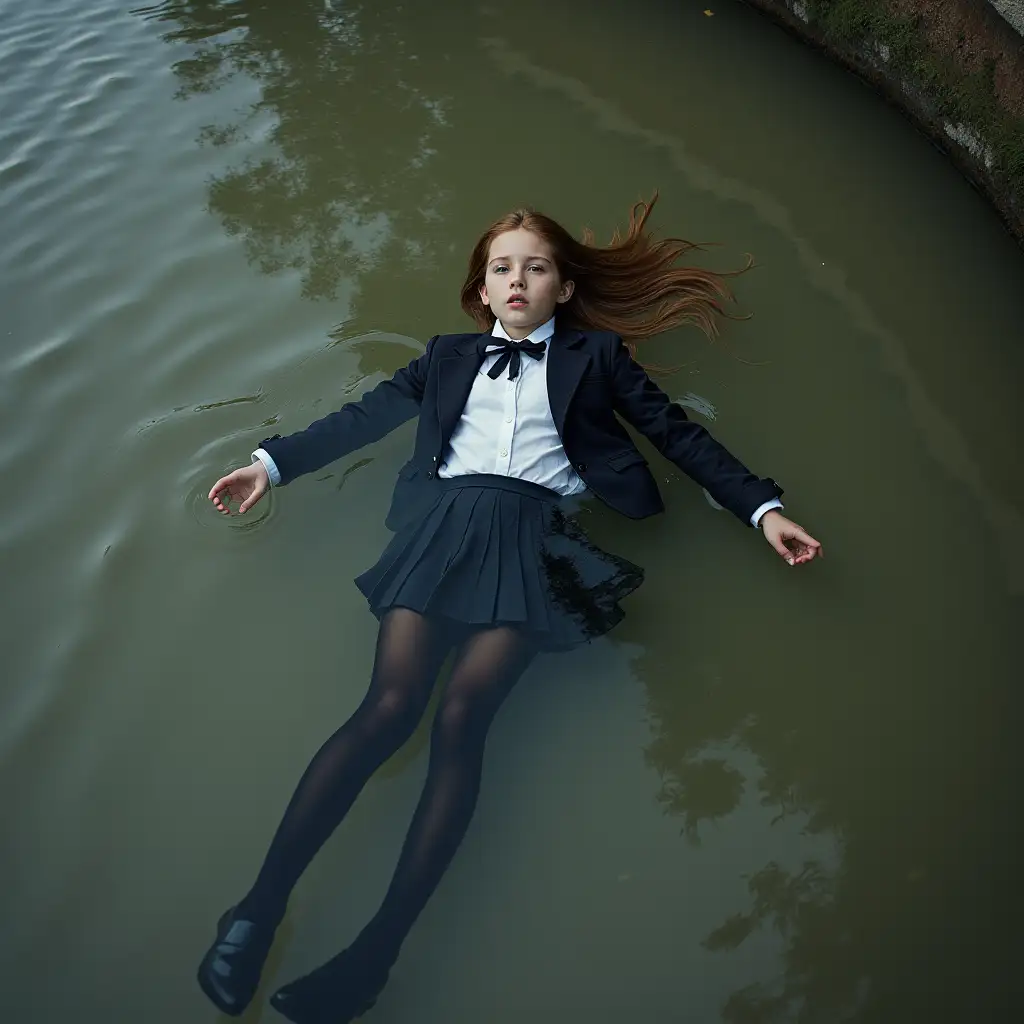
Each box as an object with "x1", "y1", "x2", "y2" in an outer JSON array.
[{"x1": 436, "y1": 317, "x2": 586, "y2": 495}]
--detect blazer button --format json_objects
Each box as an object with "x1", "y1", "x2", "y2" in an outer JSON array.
[
  {"x1": 426, "y1": 471, "x2": 434, "y2": 479},
  {"x1": 576, "y1": 462, "x2": 587, "y2": 473}
]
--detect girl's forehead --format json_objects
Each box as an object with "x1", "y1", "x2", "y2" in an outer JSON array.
[{"x1": 487, "y1": 228, "x2": 554, "y2": 261}]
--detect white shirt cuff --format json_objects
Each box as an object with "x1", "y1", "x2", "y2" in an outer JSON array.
[
  {"x1": 751, "y1": 498, "x2": 783, "y2": 528},
  {"x1": 252, "y1": 448, "x2": 281, "y2": 487}
]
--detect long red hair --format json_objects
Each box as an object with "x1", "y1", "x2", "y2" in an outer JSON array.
[{"x1": 459, "y1": 193, "x2": 752, "y2": 364}]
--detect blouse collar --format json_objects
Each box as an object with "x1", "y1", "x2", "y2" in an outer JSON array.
[{"x1": 491, "y1": 315, "x2": 556, "y2": 344}]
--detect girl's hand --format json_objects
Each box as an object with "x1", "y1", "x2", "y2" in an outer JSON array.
[
  {"x1": 760, "y1": 510, "x2": 822, "y2": 566},
  {"x1": 209, "y1": 462, "x2": 269, "y2": 515}
]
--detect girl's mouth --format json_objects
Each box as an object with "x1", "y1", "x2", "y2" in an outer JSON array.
[{"x1": 507, "y1": 297, "x2": 528, "y2": 308}]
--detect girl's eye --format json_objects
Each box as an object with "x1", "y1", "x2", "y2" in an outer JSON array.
[
  {"x1": 493, "y1": 265, "x2": 508, "y2": 273},
  {"x1": 528, "y1": 264, "x2": 545, "y2": 272}
]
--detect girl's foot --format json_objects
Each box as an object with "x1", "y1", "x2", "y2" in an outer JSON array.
[
  {"x1": 196, "y1": 904, "x2": 280, "y2": 1016},
  {"x1": 269, "y1": 947, "x2": 391, "y2": 1024}
]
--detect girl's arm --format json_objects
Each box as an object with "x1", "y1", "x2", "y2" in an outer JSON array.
[
  {"x1": 257, "y1": 336, "x2": 439, "y2": 487},
  {"x1": 608, "y1": 335, "x2": 822, "y2": 564},
  {"x1": 607, "y1": 334, "x2": 782, "y2": 526}
]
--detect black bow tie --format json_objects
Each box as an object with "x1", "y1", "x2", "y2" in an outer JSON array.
[{"x1": 479, "y1": 336, "x2": 547, "y2": 380}]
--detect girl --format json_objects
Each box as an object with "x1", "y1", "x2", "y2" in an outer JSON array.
[{"x1": 198, "y1": 196, "x2": 822, "y2": 1023}]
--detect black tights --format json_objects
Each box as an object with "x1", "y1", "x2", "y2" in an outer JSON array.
[{"x1": 239, "y1": 608, "x2": 536, "y2": 967}]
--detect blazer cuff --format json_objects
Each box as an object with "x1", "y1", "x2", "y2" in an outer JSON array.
[
  {"x1": 751, "y1": 498, "x2": 783, "y2": 528},
  {"x1": 252, "y1": 448, "x2": 281, "y2": 487}
]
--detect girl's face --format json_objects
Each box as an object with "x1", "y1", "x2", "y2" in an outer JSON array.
[{"x1": 478, "y1": 229, "x2": 574, "y2": 338}]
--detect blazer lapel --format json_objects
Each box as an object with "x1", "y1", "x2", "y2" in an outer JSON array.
[
  {"x1": 546, "y1": 324, "x2": 588, "y2": 437},
  {"x1": 435, "y1": 325, "x2": 588, "y2": 445},
  {"x1": 436, "y1": 334, "x2": 487, "y2": 444}
]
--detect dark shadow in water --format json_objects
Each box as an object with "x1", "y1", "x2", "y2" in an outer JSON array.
[{"x1": 134, "y1": 2, "x2": 1024, "y2": 1020}]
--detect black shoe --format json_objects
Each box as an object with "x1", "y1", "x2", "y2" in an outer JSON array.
[
  {"x1": 269, "y1": 949, "x2": 390, "y2": 1024},
  {"x1": 197, "y1": 905, "x2": 279, "y2": 1016}
]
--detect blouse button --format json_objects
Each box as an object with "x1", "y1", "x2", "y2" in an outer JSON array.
[{"x1": 500, "y1": 448, "x2": 509, "y2": 458}]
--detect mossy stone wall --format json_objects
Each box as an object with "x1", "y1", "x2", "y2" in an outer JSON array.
[{"x1": 742, "y1": 0, "x2": 1024, "y2": 245}]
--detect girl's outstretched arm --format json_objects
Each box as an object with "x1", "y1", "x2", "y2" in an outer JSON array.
[
  {"x1": 256, "y1": 335, "x2": 440, "y2": 487},
  {"x1": 608, "y1": 334, "x2": 780, "y2": 525},
  {"x1": 608, "y1": 334, "x2": 822, "y2": 564}
]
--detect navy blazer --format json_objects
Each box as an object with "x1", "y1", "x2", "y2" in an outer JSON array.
[{"x1": 260, "y1": 323, "x2": 783, "y2": 527}]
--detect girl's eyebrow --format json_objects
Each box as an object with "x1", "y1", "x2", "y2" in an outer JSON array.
[{"x1": 488, "y1": 255, "x2": 552, "y2": 264}]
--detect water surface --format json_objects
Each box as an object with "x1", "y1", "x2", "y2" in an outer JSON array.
[{"x1": 1, "y1": 1, "x2": 1022, "y2": 1021}]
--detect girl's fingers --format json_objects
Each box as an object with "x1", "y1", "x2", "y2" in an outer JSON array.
[
  {"x1": 208, "y1": 474, "x2": 234, "y2": 501},
  {"x1": 770, "y1": 532, "x2": 823, "y2": 566},
  {"x1": 791, "y1": 540, "x2": 822, "y2": 564},
  {"x1": 790, "y1": 529, "x2": 822, "y2": 558},
  {"x1": 209, "y1": 468, "x2": 251, "y2": 501},
  {"x1": 210, "y1": 477, "x2": 242, "y2": 514},
  {"x1": 765, "y1": 520, "x2": 824, "y2": 566}
]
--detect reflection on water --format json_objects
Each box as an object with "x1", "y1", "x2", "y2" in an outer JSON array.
[
  {"x1": 1, "y1": 0, "x2": 1021, "y2": 1020},
  {"x1": 135, "y1": 0, "x2": 455, "y2": 303},
  {"x1": 625, "y1": 550, "x2": 1022, "y2": 1020}
]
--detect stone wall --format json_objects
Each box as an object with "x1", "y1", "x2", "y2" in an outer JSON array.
[
  {"x1": 741, "y1": 0, "x2": 1024, "y2": 245},
  {"x1": 990, "y1": 2, "x2": 1024, "y2": 36}
]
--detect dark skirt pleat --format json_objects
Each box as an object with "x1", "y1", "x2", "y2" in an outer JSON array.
[{"x1": 354, "y1": 474, "x2": 643, "y2": 650}]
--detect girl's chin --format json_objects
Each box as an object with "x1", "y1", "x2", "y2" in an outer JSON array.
[
  {"x1": 503, "y1": 307, "x2": 552, "y2": 322},
  {"x1": 492, "y1": 305, "x2": 555, "y2": 333}
]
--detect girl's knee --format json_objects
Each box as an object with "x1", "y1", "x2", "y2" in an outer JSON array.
[
  {"x1": 363, "y1": 687, "x2": 427, "y2": 742},
  {"x1": 433, "y1": 692, "x2": 493, "y2": 747}
]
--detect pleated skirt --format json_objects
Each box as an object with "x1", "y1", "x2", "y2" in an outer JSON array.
[{"x1": 354, "y1": 474, "x2": 644, "y2": 651}]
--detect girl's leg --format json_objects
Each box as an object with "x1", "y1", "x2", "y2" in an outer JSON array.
[
  {"x1": 270, "y1": 625, "x2": 537, "y2": 1019},
  {"x1": 198, "y1": 608, "x2": 458, "y2": 1015},
  {"x1": 239, "y1": 607, "x2": 457, "y2": 921},
  {"x1": 355, "y1": 625, "x2": 537, "y2": 961}
]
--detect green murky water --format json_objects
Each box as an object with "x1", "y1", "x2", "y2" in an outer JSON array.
[{"x1": 2, "y1": 1, "x2": 1022, "y2": 1020}]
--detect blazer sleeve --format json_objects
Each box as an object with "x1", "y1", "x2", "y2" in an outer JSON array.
[
  {"x1": 258, "y1": 335, "x2": 438, "y2": 486},
  {"x1": 608, "y1": 334, "x2": 783, "y2": 524}
]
